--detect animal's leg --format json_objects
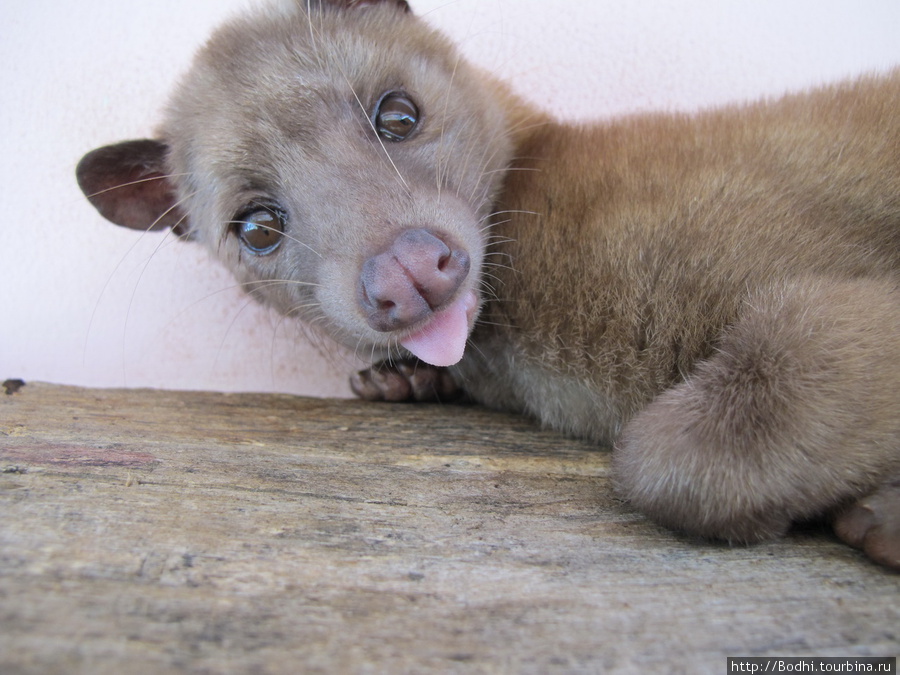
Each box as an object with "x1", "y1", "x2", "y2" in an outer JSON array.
[
  {"x1": 614, "y1": 277, "x2": 900, "y2": 567},
  {"x1": 351, "y1": 359, "x2": 464, "y2": 402},
  {"x1": 834, "y1": 475, "x2": 900, "y2": 569}
]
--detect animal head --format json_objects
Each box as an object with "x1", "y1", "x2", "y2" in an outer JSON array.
[{"x1": 77, "y1": 0, "x2": 516, "y2": 366}]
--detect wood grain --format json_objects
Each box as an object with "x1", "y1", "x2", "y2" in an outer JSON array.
[{"x1": 1, "y1": 383, "x2": 897, "y2": 673}]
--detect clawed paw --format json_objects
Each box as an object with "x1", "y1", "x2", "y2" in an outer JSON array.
[
  {"x1": 833, "y1": 479, "x2": 900, "y2": 571},
  {"x1": 350, "y1": 359, "x2": 464, "y2": 403}
]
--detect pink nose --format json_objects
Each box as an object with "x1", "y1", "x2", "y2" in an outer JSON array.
[{"x1": 359, "y1": 228, "x2": 470, "y2": 332}]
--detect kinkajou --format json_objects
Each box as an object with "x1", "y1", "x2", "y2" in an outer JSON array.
[{"x1": 77, "y1": 0, "x2": 900, "y2": 569}]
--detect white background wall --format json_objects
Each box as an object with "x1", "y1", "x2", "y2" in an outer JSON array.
[{"x1": 2, "y1": 0, "x2": 899, "y2": 398}]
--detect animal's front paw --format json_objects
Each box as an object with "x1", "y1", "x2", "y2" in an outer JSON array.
[
  {"x1": 833, "y1": 479, "x2": 900, "y2": 571},
  {"x1": 350, "y1": 359, "x2": 464, "y2": 403}
]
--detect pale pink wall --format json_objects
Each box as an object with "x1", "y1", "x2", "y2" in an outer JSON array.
[{"x1": 2, "y1": 0, "x2": 898, "y2": 396}]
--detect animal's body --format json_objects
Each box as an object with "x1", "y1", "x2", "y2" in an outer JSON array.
[{"x1": 77, "y1": 0, "x2": 900, "y2": 568}]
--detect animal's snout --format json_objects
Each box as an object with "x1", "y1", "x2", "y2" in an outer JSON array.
[{"x1": 359, "y1": 228, "x2": 470, "y2": 332}]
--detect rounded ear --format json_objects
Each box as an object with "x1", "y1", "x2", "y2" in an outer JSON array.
[
  {"x1": 76, "y1": 139, "x2": 189, "y2": 236},
  {"x1": 319, "y1": 0, "x2": 410, "y2": 13}
]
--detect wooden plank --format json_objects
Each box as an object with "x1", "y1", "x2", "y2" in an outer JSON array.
[{"x1": 0, "y1": 382, "x2": 897, "y2": 674}]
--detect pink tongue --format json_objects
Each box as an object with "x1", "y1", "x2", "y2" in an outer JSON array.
[{"x1": 400, "y1": 292, "x2": 475, "y2": 367}]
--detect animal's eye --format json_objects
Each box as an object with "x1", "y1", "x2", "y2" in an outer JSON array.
[
  {"x1": 374, "y1": 91, "x2": 419, "y2": 141},
  {"x1": 233, "y1": 205, "x2": 286, "y2": 255}
]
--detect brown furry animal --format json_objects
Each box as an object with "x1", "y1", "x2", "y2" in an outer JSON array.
[{"x1": 76, "y1": 0, "x2": 900, "y2": 569}]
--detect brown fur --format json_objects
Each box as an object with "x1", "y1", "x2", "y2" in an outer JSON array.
[{"x1": 76, "y1": 1, "x2": 900, "y2": 568}]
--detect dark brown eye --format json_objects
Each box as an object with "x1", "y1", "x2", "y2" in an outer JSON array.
[
  {"x1": 374, "y1": 92, "x2": 419, "y2": 141},
  {"x1": 234, "y1": 205, "x2": 286, "y2": 254}
]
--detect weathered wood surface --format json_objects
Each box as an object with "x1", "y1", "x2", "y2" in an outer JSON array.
[{"x1": 0, "y1": 382, "x2": 897, "y2": 674}]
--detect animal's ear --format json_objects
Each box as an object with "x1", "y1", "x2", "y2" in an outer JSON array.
[
  {"x1": 321, "y1": 0, "x2": 410, "y2": 13},
  {"x1": 76, "y1": 139, "x2": 189, "y2": 236}
]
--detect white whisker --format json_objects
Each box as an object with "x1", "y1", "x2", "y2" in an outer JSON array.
[{"x1": 83, "y1": 187, "x2": 198, "y2": 375}]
